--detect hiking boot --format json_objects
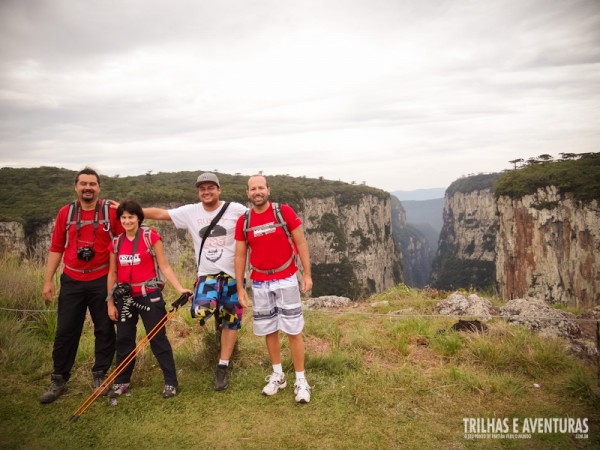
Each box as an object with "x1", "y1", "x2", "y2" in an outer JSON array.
[
  {"x1": 214, "y1": 364, "x2": 229, "y2": 391},
  {"x1": 39, "y1": 374, "x2": 68, "y2": 404},
  {"x1": 294, "y1": 378, "x2": 311, "y2": 403},
  {"x1": 162, "y1": 384, "x2": 177, "y2": 398},
  {"x1": 262, "y1": 372, "x2": 286, "y2": 396},
  {"x1": 92, "y1": 371, "x2": 108, "y2": 396},
  {"x1": 108, "y1": 383, "x2": 130, "y2": 398}
]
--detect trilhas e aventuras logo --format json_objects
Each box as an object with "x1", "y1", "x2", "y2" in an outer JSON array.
[{"x1": 463, "y1": 417, "x2": 588, "y2": 440}]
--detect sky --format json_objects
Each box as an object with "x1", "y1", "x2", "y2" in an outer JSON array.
[{"x1": 1, "y1": 0, "x2": 599, "y2": 192}]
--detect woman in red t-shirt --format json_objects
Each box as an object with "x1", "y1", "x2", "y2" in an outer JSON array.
[{"x1": 107, "y1": 199, "x2": 191, "y2": 399}]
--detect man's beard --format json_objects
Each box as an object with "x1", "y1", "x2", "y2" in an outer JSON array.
[
  {"x1": 81, "y1": 191, "x2": 96, "y2": 204},
  {"x1": 251, "y1": 195, "x2": 267, "y2": 206}
]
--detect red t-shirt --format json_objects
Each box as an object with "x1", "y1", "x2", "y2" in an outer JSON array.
[
  {"x1": 108, "y1": 228, "x2": 161, "y2": 297},
  {"x1": 235, "y1": 203, "x2": 302, "y2": 281},
  {"x1": 49, "y1": 200, "x2": 124, "y2": 281}
]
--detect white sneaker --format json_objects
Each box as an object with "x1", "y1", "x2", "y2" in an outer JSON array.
[
  {"x1": 262, "y1": 372, "x2": 287, "y2": 396},
  {"x1": 294, "y1": 378, "x2": 311, "y2": 403}
]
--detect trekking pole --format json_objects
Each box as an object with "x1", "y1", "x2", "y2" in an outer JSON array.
[
  {"x1": 71, "y1": 312, "x2": 170, "y2": 420},
  {"x1": 70, "y1": 293, "x2": 191, "y2": 421}
]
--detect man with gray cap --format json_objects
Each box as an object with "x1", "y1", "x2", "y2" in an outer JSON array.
[{"x1": 144, "y1": 172, "x2": 247, "y2": 391}]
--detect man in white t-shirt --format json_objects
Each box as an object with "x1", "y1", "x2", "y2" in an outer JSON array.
[{"x1": 144, "y1": 172, "x2": 247, "y2": 391}]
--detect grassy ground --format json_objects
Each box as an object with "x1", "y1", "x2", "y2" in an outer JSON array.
[{"x1": 1, "y1": 261, "x2": 599, "y2": 449}]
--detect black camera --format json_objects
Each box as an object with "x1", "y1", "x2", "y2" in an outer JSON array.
[
  {"x1": 77, "y1": 246, "x2": 95, "y2": 262},
  {"x1": 112, "y1": 283, "x2": 133, "y2": 301}
]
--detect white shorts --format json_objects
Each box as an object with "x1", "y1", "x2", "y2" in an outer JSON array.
[{"x1": 251, "y1": 275, "x2": 304, "y2": 336}]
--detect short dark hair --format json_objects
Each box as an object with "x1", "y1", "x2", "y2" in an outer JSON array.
[
  {"x1": 117, "y1": 199, "x2": 144, "y2": 224},
  {"x1": 75, "y1": 167, "x2": 101, "y2": 185}
]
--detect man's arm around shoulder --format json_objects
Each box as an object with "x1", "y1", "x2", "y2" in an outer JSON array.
[{"x1": 143, "y1": 208, "x2": 172, "y2": 221}]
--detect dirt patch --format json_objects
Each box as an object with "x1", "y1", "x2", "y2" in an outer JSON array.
[
  {"x1": 407, "y1": 344, "x2": 443, "y2": 374},
  {"x1": 166, "y1": 317, "x2": 198, "y2": 348},
  {"x1": 304, "y1": 335, "x2": 331, "y2": 355},
  {"x1": 361, "y1": 350, "x2": 403, "y2": 372}
]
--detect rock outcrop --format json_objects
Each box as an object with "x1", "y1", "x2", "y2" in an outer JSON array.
[
  {"x1": 435, "y1": 293, "x2": 597, "y2": 360},
  {"x1": 304, "y1": 296, "x2": 351, "y2": 309},
  {"x1": 496, "y1": 187, "x2": 600, "y2": 307},
  {"x1": 435, "y1": 291, "x2": 498, "y2": 319},
  {"x1": 499, "y1": 297, "x2": 596, "y2": 359},
  {"x1": 499, "y1": 297, "x2": 582, "y2": 340}
]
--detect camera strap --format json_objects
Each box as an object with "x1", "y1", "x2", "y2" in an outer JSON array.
[{"x1": 196, "y1": 202, "x2": 230, "y2": 271}]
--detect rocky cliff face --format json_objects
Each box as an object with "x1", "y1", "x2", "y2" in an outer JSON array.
[
  {"x1": 442, "y1": 189, "x2": 497, "y2": 262},
  {"x1": 302, "y1": 194, "x2": 402, "y2": 298},
  {"x1": 431, "y1": 182, "x2": 600, "y2": 307},
  {"x1": 0, "y1": 222, "x2": 26, "y2": 257},
  {"x1": 430, "y1": 188, "x2": 497, "y2": 290},
  {"x1": 496, "y1": 186, "x2": 600, "y2": 307},
  {"x1": 0, "y1": 193, "x2": 402, "y2": 299}
]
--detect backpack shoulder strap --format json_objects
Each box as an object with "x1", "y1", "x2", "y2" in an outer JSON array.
[
  {"x1": 271, "y1": 202, "x2": 291, "y2": 237},
  {"x1": 274, "y1": 203, "x2": 295, "y2": 255},
  {"x1": 141, "y1": 226, "x2": 155, "y2": 255},
  {"x1": 101, "y1": 200, "x2": 114, "y2": 239},
  {"x1": 140, "y1": 226, "x2": 163, "y2": 286},
  {"x1": 65, "y1": 201, "x2": 77, "y2": 227},
  {"x1": 114, "y1": 234, "x2": 126, "y2": 255},
  {"x1": 242, "y1": 209, "x2": 251, "y2": 242},
  {"x1": 63, "y1": 201, "x2": 78, "y2": 249}
]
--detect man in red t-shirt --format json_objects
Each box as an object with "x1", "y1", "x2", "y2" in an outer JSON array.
[
  {"x1": 235, "y1": 175, "x2": 313, "y2": 403},
  {"x1": 39, "y1": 167, "x2": 123, "y2": 404}
]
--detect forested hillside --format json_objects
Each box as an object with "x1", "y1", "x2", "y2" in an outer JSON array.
[
  {"x1": 0, "y1": 166, "x2": 388, "y2": 231},
  {"x1": 494, "y1": 152, "x2": 600, "y2": 201}
]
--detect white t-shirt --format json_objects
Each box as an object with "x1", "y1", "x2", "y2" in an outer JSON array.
[{"x1": 168, "y1": 201, "x2": 247, "y2": 277}]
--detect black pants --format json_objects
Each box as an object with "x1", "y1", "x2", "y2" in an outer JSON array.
[
  {"x1": 113, "y1": 291, "x2": 177, "y2": 386},
  {"x1": 53, "y1": 274, "x2": 116, "y2": 380}
]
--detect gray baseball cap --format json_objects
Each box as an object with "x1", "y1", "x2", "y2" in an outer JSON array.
[{"x1": 195, "y1": 172, "x2": 220, "y2": 188}]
